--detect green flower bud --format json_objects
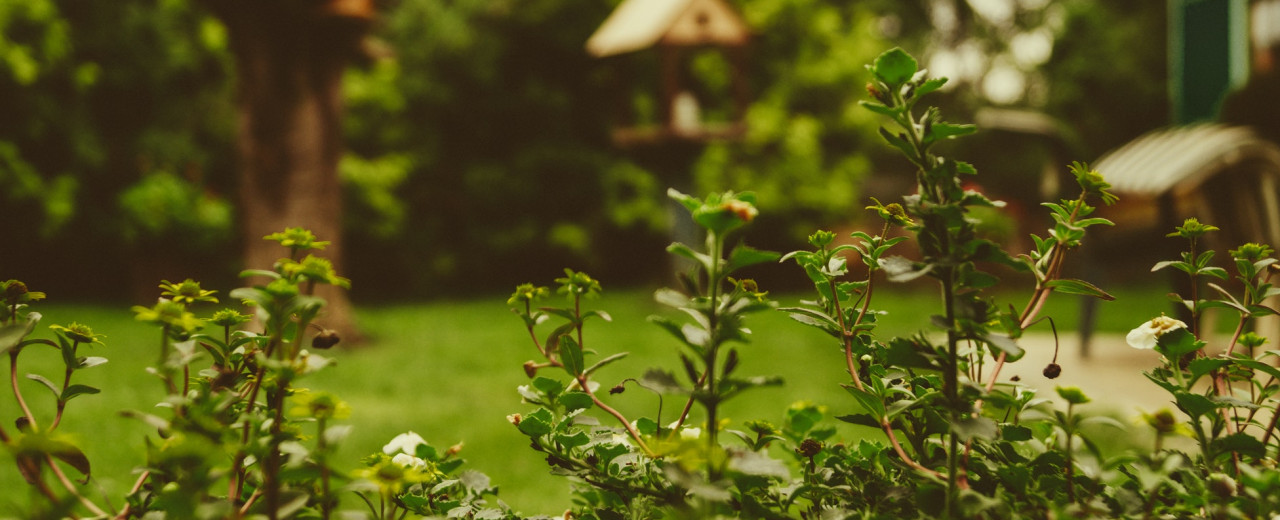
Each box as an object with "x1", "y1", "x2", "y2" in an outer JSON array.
[{"x1": 1167, "y1": 218, "x2": 1219, "y2": 240}]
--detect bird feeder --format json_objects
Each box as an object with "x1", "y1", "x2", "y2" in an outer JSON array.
[{"x1": 586, "y1": 0, "x2": 751, "y2": 145}]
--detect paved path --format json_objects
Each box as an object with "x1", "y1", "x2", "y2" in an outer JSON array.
[{"x1": 998, "y1": 332, "x2": 1173, "y2": 416}]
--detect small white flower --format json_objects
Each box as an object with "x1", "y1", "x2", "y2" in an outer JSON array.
[
  {"x1": 679, "y1": 427, "x2": 702, "y2": 441},
  {"x1": 383, "y1": 431, "x2": 427, "y2": 456},
  {"x1": 1126, "y1": 316, "x2": 1188, "y2": 350},
  {"x1": 391, "y1": 452, "x2": 427, "y2": 469}
]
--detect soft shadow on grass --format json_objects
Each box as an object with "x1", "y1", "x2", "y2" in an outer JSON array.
[{"x1": 0, "y1": 283, "x2": 1166, "y2": 516}]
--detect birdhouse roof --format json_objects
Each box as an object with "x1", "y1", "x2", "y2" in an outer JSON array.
[{"x1": 586, "y1": 0, "x2": 750, "y2": 57}]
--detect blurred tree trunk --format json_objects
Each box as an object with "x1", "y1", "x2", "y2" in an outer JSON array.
[{"x1": 203, "y1": 1, "x2": 373, "y2": 341}]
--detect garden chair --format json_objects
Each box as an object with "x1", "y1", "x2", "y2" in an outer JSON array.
[{"x1": 1081, "y1": 123, "x2": 1280, "y2": 354}]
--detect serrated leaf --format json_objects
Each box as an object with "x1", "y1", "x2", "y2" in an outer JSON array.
[
  {"x1": 727, "y1": 246, "x2": 781, "y2": 273},
  {"x1": 557, "y1": 392, "x2": 593, "y2": 412},
  {"x1": 872, "y1": 48, "x2": 918, "y2": 86},
  {"x1": 924, "y1": 123, "x2": 977, "y2": 145},
  {"x1": 858, "y1": 100, "x2": 899, "y2": 117},
  {"x1": 1155, "y1": 328, "x2": 1202, "y2": 360},
  {"x1": 554, "y1": 431, "x2": 590, "y2": 449},
  {"x1": 1174, "y1": 392, "x2": 1218, "y2": 419},
  {"x1": 517, "y1": 409, "x2": 554, "y2": 437},
  {"x1": 915, "y1": 77, "x2": 948, "y2": 97},
  {"x1": 1213, "y1": 432, "x2": 1265, "y2": 459},
  {"x1": 1187, "y1": 358, "x2": 1231, "y2": 385}
]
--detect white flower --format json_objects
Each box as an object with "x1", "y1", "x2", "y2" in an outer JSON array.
[
  {"x1": 391, "y1": 452, "x2": 428, "y2": 469},
  {"x1": 1126, "y1": 316, "x2": 1188, "y2": 350},
  {"x1": 679, "y1": 427, "x2": 702, "y2": 441},
  {"x1": 383, "y1": 431, "x2": 427, "y2": 456}
]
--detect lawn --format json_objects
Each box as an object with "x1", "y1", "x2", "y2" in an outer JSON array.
[{"x1": 0, "y1": 283, "x2": 1168, "y2": 517}]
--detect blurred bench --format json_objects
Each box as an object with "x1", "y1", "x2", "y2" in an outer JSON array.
[{"x1": 1081, "y1": 124, "x2": 1280, "y2": 353}]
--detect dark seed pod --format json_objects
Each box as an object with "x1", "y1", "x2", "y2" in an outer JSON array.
[
  {"x1": 1042, "y1": 363, "x2": 1062, "y2": 379},
  {"x1": 312, "y1": 329, "x2": 341, "y2": 349}
]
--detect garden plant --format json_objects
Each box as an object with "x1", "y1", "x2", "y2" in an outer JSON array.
[{"x1": 3, "y1": 48, "x2": 1280, "y2": 519}]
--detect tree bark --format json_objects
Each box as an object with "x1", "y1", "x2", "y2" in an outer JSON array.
[{"x1": 205, "y1": 1, "x2": 372, "y2": 341}]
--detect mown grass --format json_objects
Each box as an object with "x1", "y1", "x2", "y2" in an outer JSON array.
[{"x1": 0, "y1": 283, "x2": 1166, "y2": 516}]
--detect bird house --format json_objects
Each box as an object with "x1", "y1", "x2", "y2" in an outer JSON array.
[{"x1": 586, "y1": 0, "x2": 751, "y2": 145}]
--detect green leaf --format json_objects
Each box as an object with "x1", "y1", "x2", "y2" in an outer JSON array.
[
  {"x1": 1187, "y1": 358, "x2": 1231, "y2": 385},
  {"x1": 858, "y1": 100, "x2": 899, "y2": 117},
  {"x1": 1045, "y1": 279, "x2": 1115, "y2": 301},
  {"x1": 77, "y1": 356, "x2": 108, "y2": 369},
  {"x1": 532, "y1": 376, "x2": 564, "y2": 397},
  {"x1": 1233, "y1": 358, "x2": 1280, "y2": 380},
  {"x1": 1155, "y1": 328, "x2": 1202, "y2": 361},
  {"x1": 1150, "y1": 260, "x2": 1186, "y2": 273},
  {"x1": 835, "y1": 413, "x2": 880, "y2": 429},
  {"x1": 637, "y1": 369, "x2": 687, "y2": 394},
  {"x1": 554, "y1": 431, "x2": 590, "y2": 449},
  {"x1": 923, "y1": 123, "x2": 977, "y2": 145},
  {"x1": 666, "y1": 243, "x2": 712, "y2": 272},
  {"x1": 60, "y1": 384, "x2": 99, "y2": 402},
  {"x1": 584, "y1": 352, "x2": 628, "y2": 377},
  {"x1": 1213, "y1": 432, "x2": 1265, "y2": 460},
  {"x1": 120, "y1": 410, "x2": 171, "y2": 431},
  {"x1": 1002, "y1": 424, "x2": 1033, "y2": 441},
  {"x1": 726, "y1": 245, "x2": 781, "y2": 273},
  {"x1": 728, "y1": 450, "x2": 790, "y2": 479},
  {"x1": 557, "y1": 391, "x2": 593, "y2": 412},
  {"x1": 560, "y1": 335, "x2": 584, "y2": 376},
  {"x1": 26, "y1": 374, "x2": 61, "y2": 400},
  {"x1": 915, "y1": 77, "x2": 948, "y2": 97},
  {"x1": 780, "y1": 307, "x2": 841, "y2": 337},
  {"x1": 517, "y1": 409, "x2": 554, "y2": 437},
  {"x1": 878, "y1": 127, "x2": 916, "y2": 161},
  {"x1": 1175, "y1": 391, "x2": 1217, "y2": 419},
  {"x1": 0, "y1": 314, "x2": 40, "y2": 353},
  {"x1": 982, "y1": 333, "x2": 1024, "y2": 362},
  {"x1": 951, "y1": 415, "x2": 998, "y2": 442},
  {"x1": 872, "y1": 48, "x2": 917, "y2": 86},
  {"x1": 843, "y1": 385, "x2": 886, "y2": 418}
]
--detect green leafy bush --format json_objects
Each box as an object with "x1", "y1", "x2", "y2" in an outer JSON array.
[{"x1": 5, "y1": 48, "x2": 1280, "y2": 520}]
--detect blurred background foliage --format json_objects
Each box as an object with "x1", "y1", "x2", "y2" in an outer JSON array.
[{"x1": 1, "y1": 0, "x2": 1166, "y2": 301}]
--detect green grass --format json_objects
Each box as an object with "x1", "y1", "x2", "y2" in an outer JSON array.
[{"x1": 0, "y1": 283, "x2": 1167, "y2": 516}]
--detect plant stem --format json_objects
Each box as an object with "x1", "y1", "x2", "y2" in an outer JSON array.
[
  {"x1": 704, "y1": 231, "x2": 724, "y2": 479},
  {"x1": 44, "y1": 453, "x2": 109, "y2": 517},
  {"x1": 942, "y1": 271, "x2": 961, "y2": 518},
  {"x1": 10, "y1": 350, "x2": 38, "y2": 431}
]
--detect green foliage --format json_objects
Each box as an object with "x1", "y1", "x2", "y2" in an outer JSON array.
[{"x1": 499, "y1": 47, "x2": 1280, "y2": 520}]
